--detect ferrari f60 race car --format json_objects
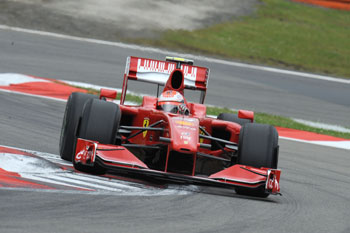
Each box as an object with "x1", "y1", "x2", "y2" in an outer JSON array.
[{"x1": 59, "y1": 56, "x2": 281, "y2": 197}]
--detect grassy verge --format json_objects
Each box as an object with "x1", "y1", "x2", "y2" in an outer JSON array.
[
  {"x1": 206, "y1": 106, "x2": 350, "y2": 139},
  {"x1": 253, "y1": 112, "x2": 350, "y2": 139},
  {"x1": 85, "y1": 88, "x2": 350, "y2": 139},
  {"x1": 129, "y1": 0, "x2": 350, "y2": 78}
]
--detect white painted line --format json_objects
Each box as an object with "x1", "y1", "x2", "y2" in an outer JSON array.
[
  {"x1": 64, "y1": 172, "x2": 141, "y2": 190},
  {"x1": 1, "y1": 24, "x2": 349, "y2": 84},
  {"x1": 279, "y1": 137, "x2": 350, "y2": 150},
  {"x1": 24, "y1": 174, "x2": 93, "y2": 190},
  {"x1": 61, "y1": 80, "x2": 121, "y2": 92},
  {"x1": 41, "y1": 174, "x2": 123, "y2": 191},
  {"x1": 0, "y1": 186, "x2": 103, "y2": 195},
  {"x1": 0, "y1": 73, "x2": 49, "y2": 86},
  {"x1": 0, "y1": 88, "x2": 67, "y2": 102},
  {"x1": 61, "y1": 79, "x2": 152, "y2": 98},
  {"x1": 292, "y1": 118, "x2": 350, "y2": 133}
]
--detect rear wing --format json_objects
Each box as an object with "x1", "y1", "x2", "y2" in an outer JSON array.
[{"x1": 120, "y1": 56, "x2": 210, "y2": 104}]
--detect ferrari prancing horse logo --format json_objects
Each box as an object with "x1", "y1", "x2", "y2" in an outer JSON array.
[
  {"x1": 143, "y1": 118, "x2": 150, "y2": 138},
  {"x1": 199, "y1": 127, "x2": 205, "y2": 143}
]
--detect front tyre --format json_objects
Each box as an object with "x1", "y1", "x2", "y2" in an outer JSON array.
[
  {"x1": 73, "y1": 99, "x2": 121, "y2": 174},
  {"x1": 235, "y1": 123, "x2": 279, "y2": 197},
  {"x1": 59, "y1": 92, "x2": 98, "y2": 161}
]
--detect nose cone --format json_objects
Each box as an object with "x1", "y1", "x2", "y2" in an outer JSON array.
[{"x1": 169, "y1": 117, "x2": 199, "y2": 153}]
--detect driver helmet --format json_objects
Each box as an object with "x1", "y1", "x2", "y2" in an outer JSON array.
[{"x1": 157, "y1": 90, "x2": 185, "y2": 114}]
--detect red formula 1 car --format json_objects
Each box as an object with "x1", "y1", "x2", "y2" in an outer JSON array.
[{"x1": 59, "y1": 56, "x2": 281, "y2": 197}]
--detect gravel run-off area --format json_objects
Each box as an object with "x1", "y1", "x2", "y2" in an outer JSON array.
[{"x1": 0, "y1": 0, "x2": 260, "y2": 40}]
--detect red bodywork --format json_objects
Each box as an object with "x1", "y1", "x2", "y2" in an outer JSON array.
[{"x1": 74, "y1": 56, "x2": 281, "y2": 195}]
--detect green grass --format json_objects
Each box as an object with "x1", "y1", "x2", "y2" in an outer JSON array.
[
  {"x1": 130, "y1": 0, "x2": 350, "y2": 78},
  {"x1": 253, "y1": 112, "x2": 350, "y2": 139}
]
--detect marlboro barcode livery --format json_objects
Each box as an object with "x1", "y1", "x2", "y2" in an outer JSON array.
[
  {"x1": 121, "y1": 56, "x2": 209, "y2": 104},
  {"x1": 60, "y1": 56, "x2": 281, "y2": 197}
]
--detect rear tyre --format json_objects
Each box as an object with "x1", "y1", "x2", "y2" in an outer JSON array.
[
  {"x1": 235, "y1": 123, "x2": 279, "y2": 197},
  {"x1": 73, "y1": 99, "x2": 121, "y2": 174},
  {"x1": 215, "y1": 113, "x2": 251, "y2": 162},
  {"x1": 59, "y1": 92, "x2": 98, "y2": 161},
  {"x1": 217, "y1": 113, "x2": 251, "y2": 126}
]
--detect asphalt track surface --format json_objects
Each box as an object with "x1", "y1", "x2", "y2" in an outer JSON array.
[
  {"x1": 1, "y1": 28, "x2": 350, "y2": 127},
  {"x1": 0, "y1": 28, "x2": 350, "y2": 233}
]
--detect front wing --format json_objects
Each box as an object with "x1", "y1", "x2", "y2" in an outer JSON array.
[{"x1": 75, "y1": 138, "x2": 281, "y2": 195}]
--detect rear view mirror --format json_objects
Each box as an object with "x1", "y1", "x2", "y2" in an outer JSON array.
[{"x1": 99, "y1": 88, "x2": 117, "y2": 100}]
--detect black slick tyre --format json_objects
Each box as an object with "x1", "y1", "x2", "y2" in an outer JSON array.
[
  {"x1": 73, "y1": 99, "x2": 121, "y2": 174},
  {"x1": 59, "y1": 92, "x2": 98, "y2": 161},
  {"x1": 235, "y1": 123, "x2": 279, "y2": 197}
]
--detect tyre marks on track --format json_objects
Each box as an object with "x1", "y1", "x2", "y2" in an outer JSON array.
[{"x1": 0, "y1": 145, "x2": 191, "y2": 196}]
